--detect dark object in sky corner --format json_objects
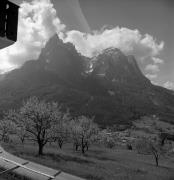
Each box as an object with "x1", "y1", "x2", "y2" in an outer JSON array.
[
  {"x1": 0, "y1": 0, "x2": 19, "y2": 47},
  {"x1": 0, "y1": 0, "x2": 7, "y2": 37},
  {"x1": 6, "y1": 1, "x2": 19, "y2": 42}
]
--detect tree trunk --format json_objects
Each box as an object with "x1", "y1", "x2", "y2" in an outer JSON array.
[
  {"x1": 21, "y1": 137, "x2": 25, "y2": 144},
  {"x1": 155, "y1": 155, "x2": 159, "y2": 167},
  {"x1": 38, "y1": 141, "x2": 44, "y2": 155},
  {"x1": 82, "y1": 145, "x2": 85, "y2": 154},
  {"x1": 76, "y1": 144, "x2": 79, "y2": 151},
  {"x1": 161, "y1": 137, "x2": 166, "y2": 146},
  {"x1": 87, "y1": 144, "x2": 89, "y2": 151},
  {"x1": 81, "y1": 137, "x2": 85, "y2": 154},
  {"x1": 85, "y1": 142, "x2": 89, "y2": 151},
  {"x1": 58, "y1": 140, "x2": 63, "y2": 149},
  {"x1": 1, "y1": 133, "x2": 6, "y2": 142}
]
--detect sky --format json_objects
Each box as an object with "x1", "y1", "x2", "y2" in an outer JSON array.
[
  {"x1": 0, "y1": 0, "x2": 174, "y2": 90},
  {"x1": 79, "y1": 0, "x2": 174, "y2": 89}
]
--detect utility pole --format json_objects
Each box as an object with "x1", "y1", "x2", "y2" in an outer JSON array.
[{"x1": 0, "y1": 0, "x2": 19, "y2": 49}]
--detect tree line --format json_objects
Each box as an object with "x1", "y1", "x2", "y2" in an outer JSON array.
[
  {"x1": 0, "y1": 97, "x2": 99, "y2": 155},
  {"x1": 0, "y1": 96, "x2": 172, "y2": 167}
]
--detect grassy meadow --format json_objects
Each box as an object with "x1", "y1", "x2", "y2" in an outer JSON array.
[{"x1": 2, "y1": 140, "x2": 174, "y2": 180}]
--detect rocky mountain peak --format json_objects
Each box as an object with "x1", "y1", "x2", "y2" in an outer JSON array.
[
  {"x1": 101, "y1": 47, "x2": 123, "y2": 57},
  {"x1": 37, "y1": 34, "x2": 87, "y2": 82},
  {"x1": 91, "y1": 47, "x2": 150, "y2": 87}
]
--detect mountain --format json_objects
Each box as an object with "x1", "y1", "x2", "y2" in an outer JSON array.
[{"x1": 0, "y1": 34, "x2": 174, "y2": 127}]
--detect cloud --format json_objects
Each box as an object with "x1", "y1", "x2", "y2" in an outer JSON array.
[
  {"x1": 62, "y1": 27, "x2": 164, "y2": 60},
  {"x1": 144, "y1": 57, "x2": 164, "y2": 79},
  {"x1": 0, "y1": 0, "x2": 164, "y2": 76},
  {"x1": 145, "y1": 73, "x2": 157, "y2": 79},
  {"x1": 152, "y1": 57, "x2": 164, "y2": 64},
  {"x1": 62, "y1": 27, "x2": 164, "y2": 79},
  {"x1": 151, "y1": 81, "x2": 159, "y2": 86},
  {"x1": 145, "y1": 64, "x2": 160, "y2": 73},
  {"x1": 0, "y1": 0, "x2": 65, "y2": 73},
  {"x1": 163, "y1": 81, "x2": 174, "y2": 90}
]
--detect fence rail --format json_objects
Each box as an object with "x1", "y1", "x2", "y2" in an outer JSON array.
[{"x1": 0, "y1": 152, "x2": 61, "y2": 179}]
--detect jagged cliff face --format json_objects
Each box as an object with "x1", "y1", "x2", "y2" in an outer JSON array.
[
  {"x1": 38, "y1": 35, "x2": 87, "y2": 83},
  {"x1": 0, "y1": 35, "x2": 174, "y2": 127},
  {"x1": 91, "y1": 48, "x2": 150, "y2": 87}
]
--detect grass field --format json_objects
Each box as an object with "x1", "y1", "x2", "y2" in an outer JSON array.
[{"x1": 2, "y1": 141, "x2": 174, "y2": 180}]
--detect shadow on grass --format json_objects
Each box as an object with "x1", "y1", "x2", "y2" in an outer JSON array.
[
  {"x1": 45, "y1": 152, "x2": 94, "y2": 164},
  {"x1": 85, "y1": 174, "x2": 104, "y2": 180}
]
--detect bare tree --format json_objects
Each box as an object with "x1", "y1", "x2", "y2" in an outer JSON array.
[
  {"x1": 54, "y1": 113, "x2": 70, "y2": 149},
  {"x1": 136, "y1": 137, "x2": 164, "y2": 167},
  {"x1": 70, "y1": 116, "x2": 99, "y2": 154},
  {"x1": 0, "y1": 119, "x2": 16, "y2": 142},
  {"x1": 16, "y1": 126, "x2": 28, "y2": 144},
  {"x1": 6, "y1": 97, "x2": 65, "y2": 155},
  {"x1": 98, "y1": 130, "x2": 116, "y2": 149},
  {"x1": 4, "y1": 110, "x2": 28, "y2": 144}
]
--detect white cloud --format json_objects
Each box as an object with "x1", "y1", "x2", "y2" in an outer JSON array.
[
  {"x1": 151, "y1": 81, "x2": 159, "y2": 86},
  {"x1": 145, "y1": 73, "x2": 157, "y2": 79},
  {"x1": 62, "y1": 27, "x2": 164, "y2": 78},
  {"x1": 0, "y1": 0, "x2": 164, "y2": 76},
  {"x1": 62, "y1": 27, "x2": 164, "y2": 79},
  {"x1": 163, "y1": 81, "x2": 174, "y2": 90},
  {"x1": 62, "y1": 27, "x2": 164, "y2": 60},
  {"x1": 144, "y1": 57, "x2": 164, "y2": 80},
  {"x1": 152, "y1": 57, "x2": 164, "y2": 64},
  {"x1": 0, "y1": 0, "x2": 65, "y2": 73},
  {"x1": 145, "y1": 64, "x2": 160, "y2": 73}
]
